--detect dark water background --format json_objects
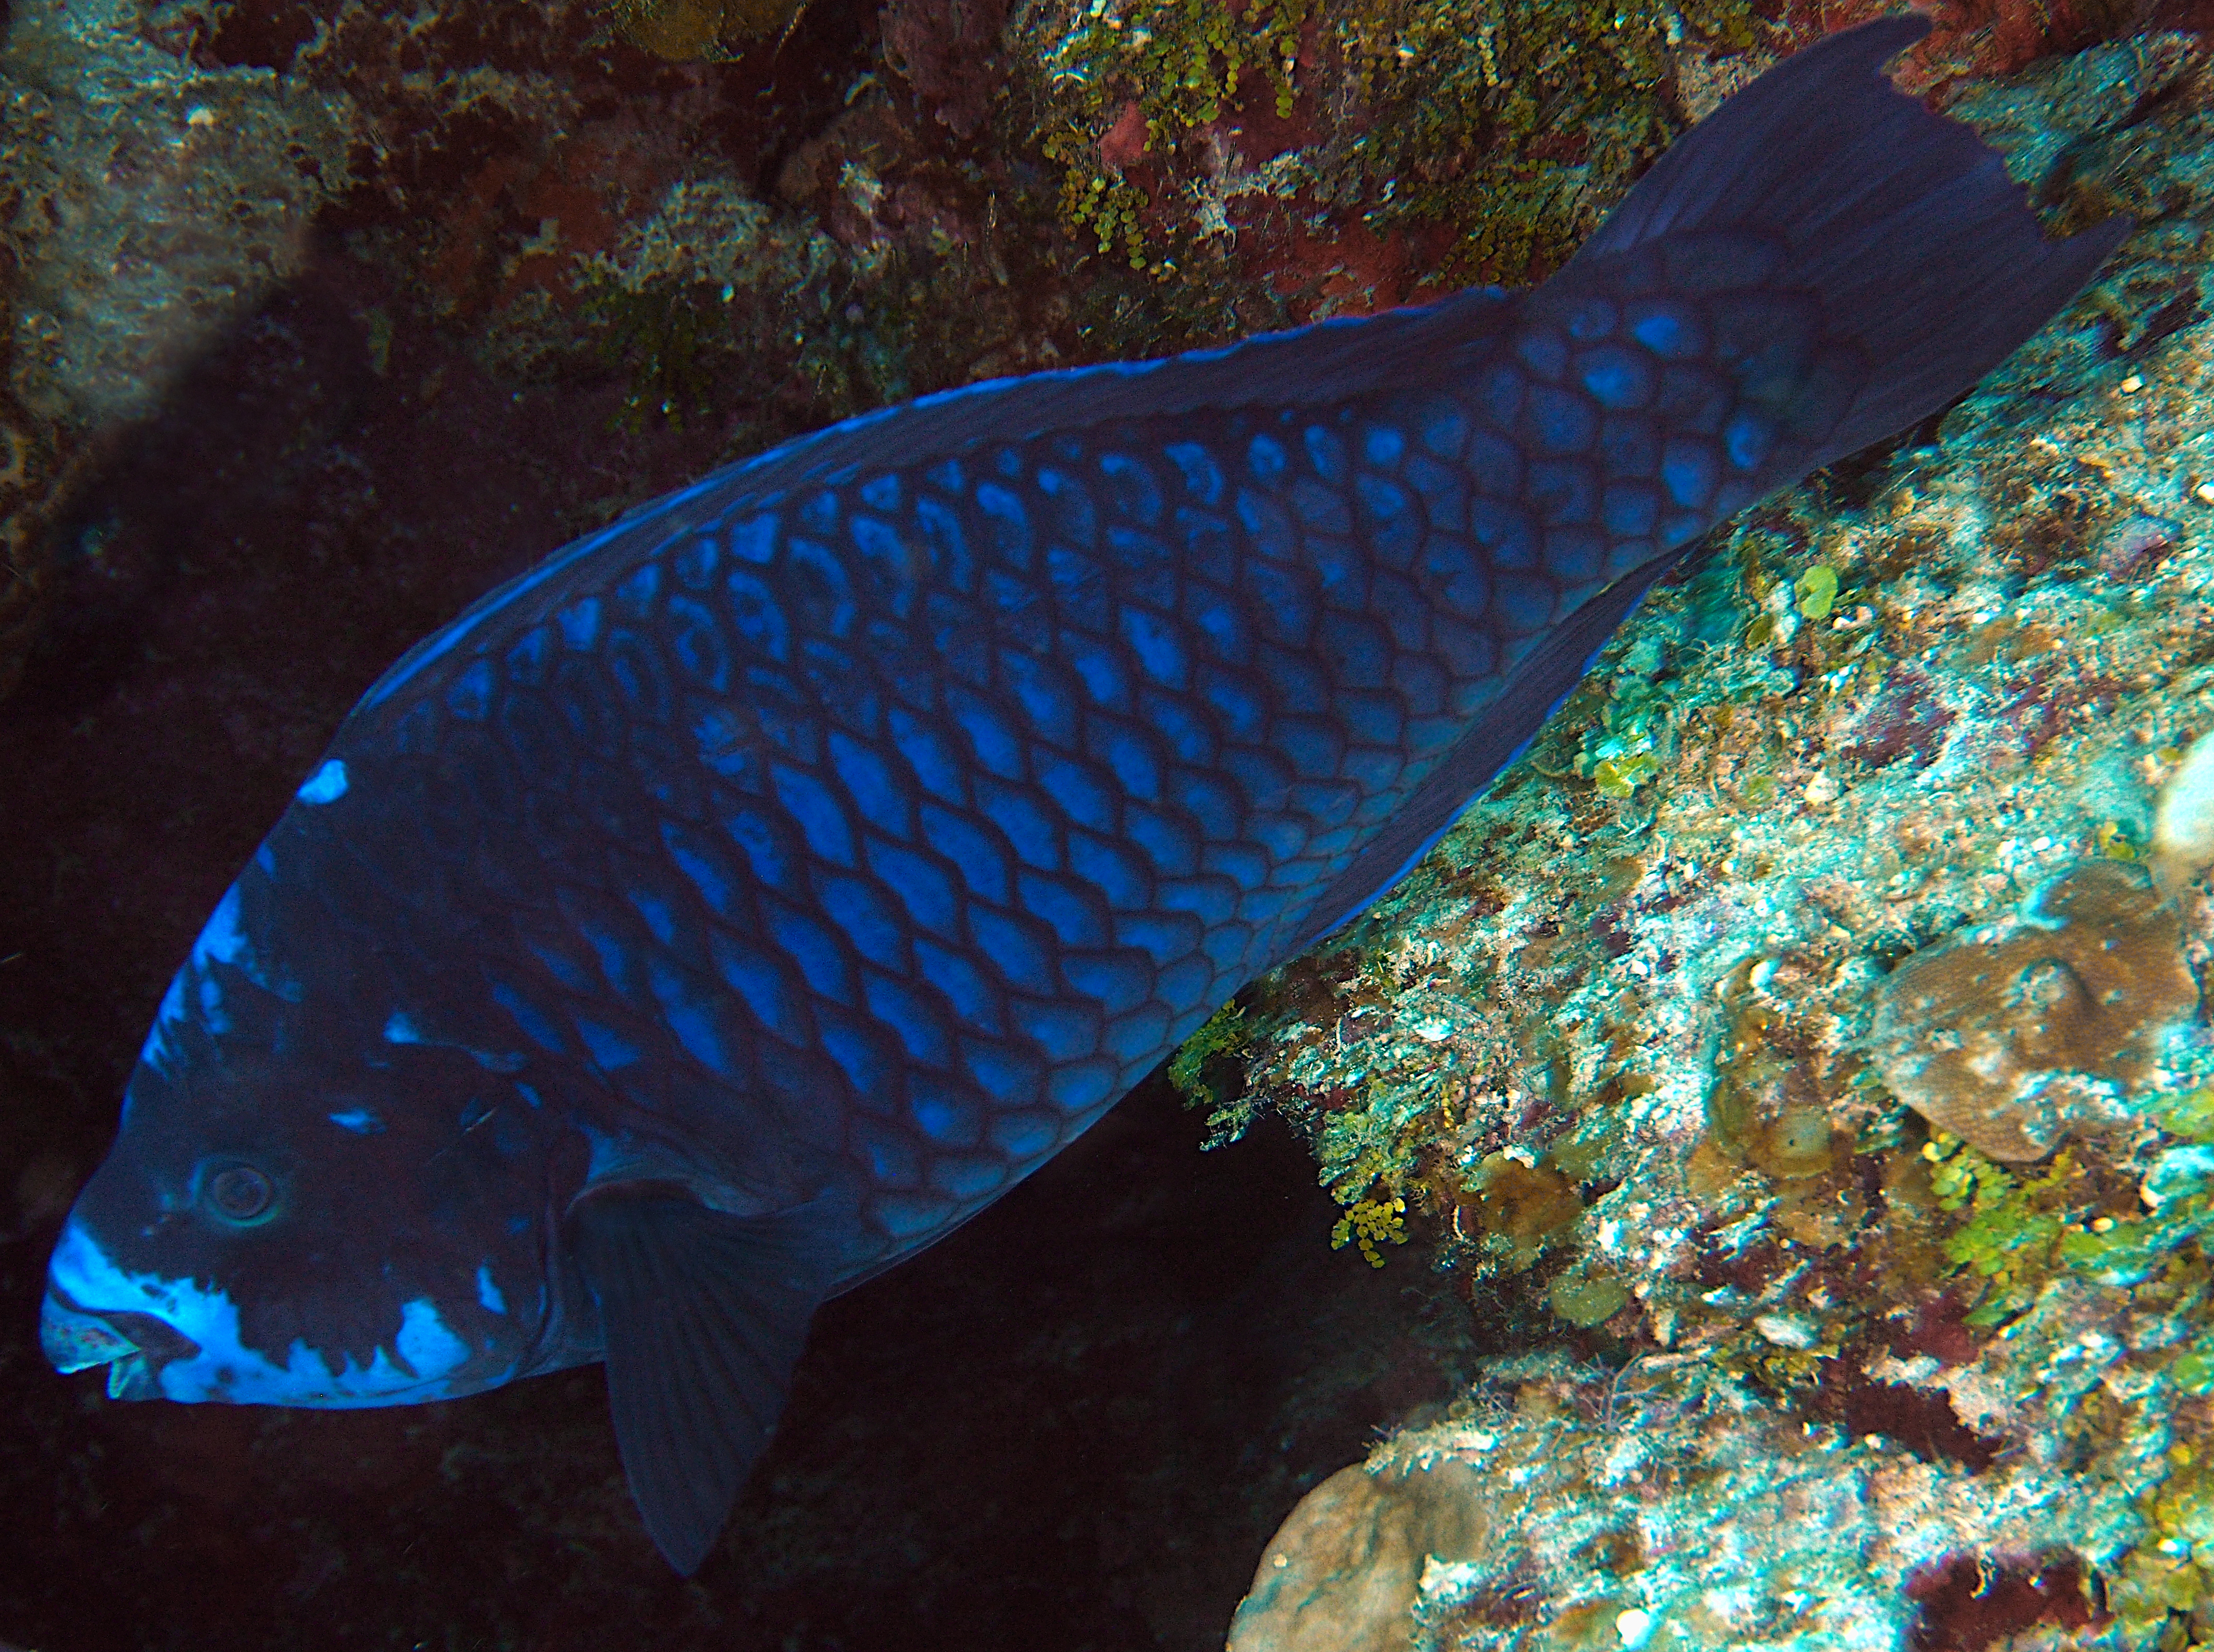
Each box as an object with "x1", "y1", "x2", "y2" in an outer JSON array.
[{"x1": 0, "y1": 213, "x2": 1487, "y2": 1652}]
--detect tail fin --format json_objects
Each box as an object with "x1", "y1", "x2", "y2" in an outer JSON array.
[{"x1": 1570, "y1": 14, "x2": 2128, "y2": 472}]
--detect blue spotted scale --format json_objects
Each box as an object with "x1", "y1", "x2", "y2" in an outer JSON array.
[{"x1": 41, "y1": 18, "x2": 2124, "y2": 1575}]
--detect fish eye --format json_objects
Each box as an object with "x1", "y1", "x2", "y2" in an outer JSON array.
[{"x1": 197, "y1": 1160, "x2": 279, "y2": 1226}]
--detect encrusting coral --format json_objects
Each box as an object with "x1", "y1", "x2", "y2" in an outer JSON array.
[{"x1": 1869, "y1": 860, "x2": 2200, "y2": 1162}]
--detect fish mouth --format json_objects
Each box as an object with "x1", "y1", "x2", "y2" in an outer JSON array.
[{"x1": 40, "y1": 1286, "x2": 198, "y2": 1400}]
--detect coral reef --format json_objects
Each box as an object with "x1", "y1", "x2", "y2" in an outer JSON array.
[
  {"x1": 1217, "y1": 30, "x2": 2214, "y2": 1651},
  {"x1": 1231, "y1": 1353, "x2": 2123, "y2": 1651},
  {"x1": 2, "y1": 0, "x2": 356, "y2": 425},
  {"x1": 0, "y1": 0, "x2": 356, "y2": 693},
  {"x1": 1870, "y1": 860, "x2": 2200, "y2": 1162}
]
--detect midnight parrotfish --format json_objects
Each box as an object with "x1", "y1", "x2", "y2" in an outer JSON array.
[{"x1": 41, "y1": 16, "x2": 2123, "y2": 1575}]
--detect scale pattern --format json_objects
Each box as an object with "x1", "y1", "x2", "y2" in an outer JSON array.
[{"x1": 342, "y1": 257, "x2": 1831, "y2": 1271}]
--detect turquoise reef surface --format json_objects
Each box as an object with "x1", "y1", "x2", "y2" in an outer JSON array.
[{"x1": 1219, "y1": 33, "x2": 2214, "y2": 1652}]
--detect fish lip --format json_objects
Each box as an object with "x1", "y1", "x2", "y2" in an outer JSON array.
[
  {"x1": 39, "y1": 1286, "x2": 138, "y2": 1374},
  {"x1": 39, "y1": 1283, "x2": 201, "y2": 1399}
]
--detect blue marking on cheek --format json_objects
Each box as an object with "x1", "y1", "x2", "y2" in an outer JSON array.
[
  {"x1": 1247, "y1": 433, "x2": 1287, "y2": 483},
  {"x1": 328, "y1": 1108, "x2": 385, "y2": 1133},
  {"x1": 393, "y1": 1301, "x2": 470, "y2": 1383},
  {"x1": 296, "y1": 759, "x2": 349, "y2": 805},
  {"x1": 477, "y1": 1265, "x2": 508, "y2": 1315},
  {"x1": 385, "y1": 1010, "x2": 421, "y2": 1044},
  {"x1": 514, "y1": 1083, "x2": 544, "y2": 1109},
  {"x1": 197, "y1": 976, "x2": 229, "y2": 1034}
]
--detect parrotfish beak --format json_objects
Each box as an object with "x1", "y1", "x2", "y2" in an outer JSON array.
[{"x1": 39, "y1": 1285, "x2": 174, "y2": 1400}]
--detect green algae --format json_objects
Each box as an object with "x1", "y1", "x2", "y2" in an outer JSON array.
[
  {"x1": 1331, "y1": 1189, "x2": 1409, "y2": 1267},
  {"x1": 1016, "y1": 0, "x2": 1761, "y2": 284},
  {"x1": 1169, "y1": 999, "x2": 1252, "y2": 1140},
  {"x1": 1342, "y1": 0, "x2": 1760, "y2": 283}
]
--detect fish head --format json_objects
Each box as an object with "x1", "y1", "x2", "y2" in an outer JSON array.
[{"x1": 41, "y1": 842, "x2": 585, "y2": 1411}]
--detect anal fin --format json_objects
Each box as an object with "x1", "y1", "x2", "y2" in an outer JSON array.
[{"x1": 566, "y1": 1188, "x2": 846, "y2": 1575}]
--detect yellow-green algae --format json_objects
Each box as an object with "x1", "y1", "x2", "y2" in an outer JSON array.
[
  {"x1": 1211, "y1": 33, "x2": 2214, "y2": 1648},
  {"x1": 1013, "y1": 0, "x2": 1763, "y2": 283}
]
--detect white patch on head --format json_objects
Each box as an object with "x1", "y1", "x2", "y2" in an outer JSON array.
[
  {"x1": 295, "y1": 758, "x2": 349, "y2": 805},
  {"x1": 46, "y1": 1219, "x2": 469, "y2": 1408},
  {"x1": 476, "y1": 1265, "x2": 507, "y2": 1315}
]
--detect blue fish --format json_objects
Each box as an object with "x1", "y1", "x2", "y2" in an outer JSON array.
[{"x1": 40, "y1": 17, "x2": 2121, "y2": 1574}]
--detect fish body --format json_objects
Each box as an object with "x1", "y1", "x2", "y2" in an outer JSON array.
[{"x1": 41, "y1": 18, "x2": 2123, "y2": 1574}]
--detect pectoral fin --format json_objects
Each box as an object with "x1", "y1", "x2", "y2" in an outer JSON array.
[{"x1": 566, "y1": 1188, "x2": 844, "y2": 1575}]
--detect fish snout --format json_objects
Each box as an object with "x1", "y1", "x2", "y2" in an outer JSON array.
[{"x1": 39, "y1": 1286, "x2": 197, "y2": 1400}]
